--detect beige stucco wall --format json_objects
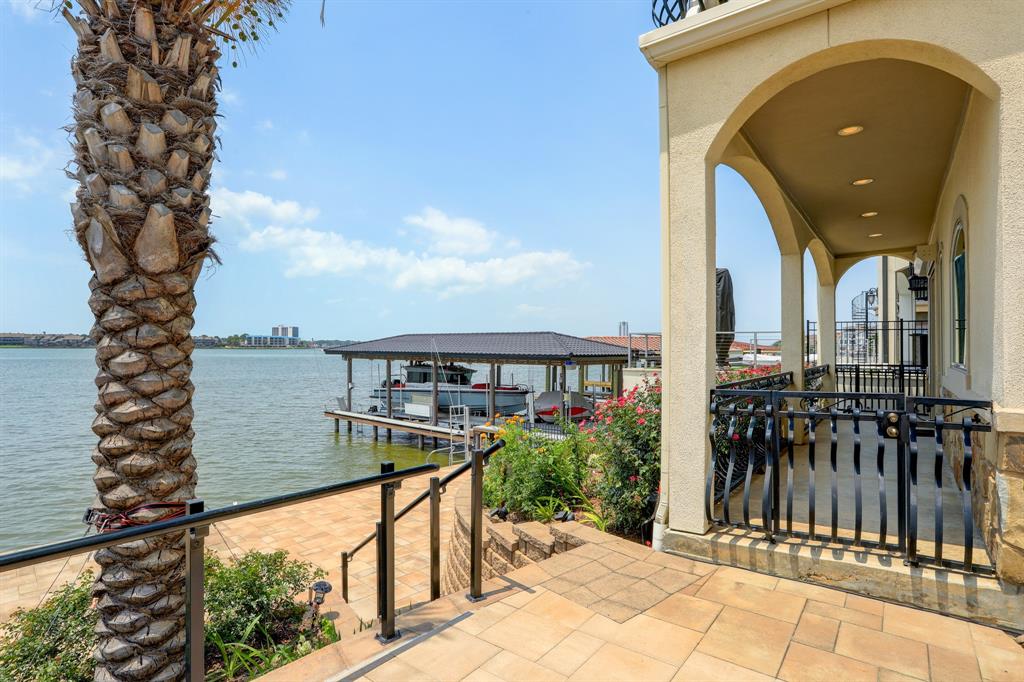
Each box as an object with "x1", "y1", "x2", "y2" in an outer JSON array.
[
  {"x1": 623, "y1": 367, "x2": 661, "y2": 393},
  {"x1": 651, "y1": 0, "x2": 1024, "y2": 582},
  {"x1": 929, "y1": 92, "x2": 999, "y2": 402}
]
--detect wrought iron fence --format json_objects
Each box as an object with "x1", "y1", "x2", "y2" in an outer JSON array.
[
  {"x1": 709, "y1": 371, "x2": 792, "y2": 501},
  {"x1": 836, "y1": 363, "x2": 928, "y2": 408},
  {"x1": 652, "y1": 0, "x2": 727, "y2": 27},
  {"x1": 706, "y1": 388, "x2": 992, "y2": 574},
  {"x1": 808, "y1": 319, "x2": 929, "y2": 366}
]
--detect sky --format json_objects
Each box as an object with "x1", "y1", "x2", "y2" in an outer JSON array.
[{"x1": 0, "y1": 0, "x2": 875, "y2": 341}]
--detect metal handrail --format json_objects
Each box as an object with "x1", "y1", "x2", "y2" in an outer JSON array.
[
  {"x1": 341, "y1": 439, "x2": 506, "y2": 601},
  {"x1": 0, "y1": 462, "x2": 440, "y2": 681},
  {"x1": 0, "y1": 463, "x2": 439, "y2": 573}
]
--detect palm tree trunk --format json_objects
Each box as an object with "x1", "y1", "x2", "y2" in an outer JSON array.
[{"x1": 64, "y1": 2, "x2": 218, "y2": 679}]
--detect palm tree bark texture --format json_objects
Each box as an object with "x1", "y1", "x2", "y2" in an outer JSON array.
[{"x1": 63, "y1": 1, "x2": 219, "y2": 679}]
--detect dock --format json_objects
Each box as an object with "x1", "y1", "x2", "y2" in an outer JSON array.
[
  {"x1": 322, "y1": 331, "x2": 629, "y2": 448},
  {"x1": 324, "y1": 408, "x2": 489, "y2": 449}
]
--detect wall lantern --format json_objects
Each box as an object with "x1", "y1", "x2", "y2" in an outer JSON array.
[{"x1": 908, "y1": 273, "x2": 929, "y2": 301}]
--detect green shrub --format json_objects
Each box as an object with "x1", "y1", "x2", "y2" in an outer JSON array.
[
  {"x1": 483, "y1": 416, "x2": 593, "y2": 519},
  {"x1": 0, "y1": 550, "x2": 332, "y2": 682},
  {"x1": 587, "y1": 377, "x2": 662, "y2": 536},
  {"x1": 0, "y1": 571, "x2": 97, "y2": 682},
  {"x1": 204, "y1": 549, "x2": 325, "y2": 647}
]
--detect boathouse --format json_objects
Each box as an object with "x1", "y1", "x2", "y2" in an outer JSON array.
[{"x1": 323, "y1": 331, "x2": 630, "y2": 439}]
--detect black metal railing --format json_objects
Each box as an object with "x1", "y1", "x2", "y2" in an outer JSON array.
[
  {"x1": 709, "y1": 372, "x2": 792, "y2": 501},
  {"x1": 803, "y1": 364, "x2": 829, "y2": 389},
  {"x1": 706, "y1": 388, "x2": 992, "y2": 574},
  {"x1": 808, "y1": 319, "x2": 929, "y2": 366},
  {"x1": 340, "y1": 439, "x2": 506, "y2": 606},
  {"x1": 0, "y1": 458, "x2": 505, "y2": 680},
  {"x1": 652, "y1": 0, "x2": 727, "y2": 27},
  {"x1": 836, "y1": 364, "x2": 928, "y2": 408}
]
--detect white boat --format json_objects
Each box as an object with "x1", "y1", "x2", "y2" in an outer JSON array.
[
  {"x1": 370, "y1": 363, "x2": 529, "y2": 416},
  {"x1": 533, "y1": 390, "x2": 594, "y2": 423}
]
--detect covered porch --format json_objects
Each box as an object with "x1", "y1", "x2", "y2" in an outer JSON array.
[{"x1": 640, "y1": 0, "x2": 1024, "y2": 611}]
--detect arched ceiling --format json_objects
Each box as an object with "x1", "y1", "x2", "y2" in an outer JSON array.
[{"x1": 741, "y1": 58, "x2": 970, "y2": 258}]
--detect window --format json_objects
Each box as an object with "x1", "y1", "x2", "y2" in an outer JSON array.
[{"x1": 951, "y1": 222, "x2": 967, "y2": 367}]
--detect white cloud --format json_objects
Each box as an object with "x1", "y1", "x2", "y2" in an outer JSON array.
[
  {"x1": 220, "y1": 89, "x2": 241, "y2": 105},
  {"x1": 255, "y1": 119, "x2": 274, "y2": 132},
  {"x1": 215, "y1": 188, "x2": 584, "y2": 296},
  {"x1": 403, "y1": 206, "x2": 495, "y2": 256},
  {"x1": 240, "y1": 224, "x2": 584, "y2": 297},
  {"x1": 210, "y1": 187, "x2": 319, "y2": 227},
  {"x1": 0, "y1": 134, "x2": 58, "y2": 194},
  {"x1": 515, "y1": 303, "x2": 545, "y2": 315},
  {"x1": 268, "y1": 169, "x2": 288, "y2": 181}
]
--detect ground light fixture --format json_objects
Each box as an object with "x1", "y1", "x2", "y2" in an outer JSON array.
[
  {"x1": 861, "y1": 211, "x2": 878, "y2": 217},
  {"x1": 311, "y1": 580, "x2": 333, "y2": 605},
  {"x1": 868, "y1": 233, "x2": 883, "y2": 238},
  {"x1": 837, "y1": 125, "x2": 864, "y2": 136},
  {"x1": 852, "y1": 178, "x2": 874, "y2": 186}
]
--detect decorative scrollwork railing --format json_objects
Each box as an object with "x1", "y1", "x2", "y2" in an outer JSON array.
[
  {"x1": 706, "y1": 388, "x2": 993, "y2": 575},
  {"x1": 652, "y1": 0, "x2": 728, "y2": 27},
  {"x1": 709, "y1": 371, "x2": 791, "y2": 501}
]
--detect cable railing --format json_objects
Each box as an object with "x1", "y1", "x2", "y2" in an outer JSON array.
[{"x1": 0, "y1": 460, "x2": 487, "y2": 680}]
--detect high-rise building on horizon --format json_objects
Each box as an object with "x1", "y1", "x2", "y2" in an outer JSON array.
[{"x1": 271, "y1": 324, "x2": 300, "y2": 338}]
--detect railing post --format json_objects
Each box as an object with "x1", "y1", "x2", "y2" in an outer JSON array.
[
  {"x1": 340, "y1": 551, "x2": 349, "y2": 603},
  {"x1": 429, "y1": 476, "x2": 441, "y2": 601},
  {"x1": 376, "y1": 462, "x2": 400, "y2": 643},
  {"x1": 753, "y1": 332, "x2": 759, "y2": 368},
  {"x1": 466, "y1": 448, "x2": 485, "y2": 602},
  {"x1": 184, "y1": 499, "x2": 207, "y2": 682}
]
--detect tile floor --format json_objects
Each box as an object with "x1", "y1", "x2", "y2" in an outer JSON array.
[{"x1": 313, "y1": 532, "x2": 1023, "y2": 682}]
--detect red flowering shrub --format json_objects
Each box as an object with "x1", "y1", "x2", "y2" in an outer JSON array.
[{"x1": 586, "y1": 376, "x2": 661, "y2": 536}]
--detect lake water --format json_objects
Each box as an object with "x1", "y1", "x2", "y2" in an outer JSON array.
[{"x1": 0, "y1": 348, "x2": 570, "y2": 552}]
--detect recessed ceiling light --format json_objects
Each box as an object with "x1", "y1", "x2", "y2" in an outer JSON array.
[
  {"x1": 852, "y1": 178, "x2": 874, "y2": 186},
  {"x1": 861, "y1": 211, "x2": 878, "y2": 218},
  {"x1": 868, "y1": 233, "x2": 883, "y2": 238},
  {"x1": 838, "y1": 125, "x2": 864, "y2": 136}
]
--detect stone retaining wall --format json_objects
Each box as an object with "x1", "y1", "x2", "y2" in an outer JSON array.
[
  {"x1": 942, "y1": 392, "x2": 1024, "y2": 584},
  {"x1": 441, "y1": 484, "x2": 594, "y2": 594}
]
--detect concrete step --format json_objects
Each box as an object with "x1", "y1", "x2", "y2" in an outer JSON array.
[{"x1": 512, "y1": 521, "x2": 557, "y2": 561}]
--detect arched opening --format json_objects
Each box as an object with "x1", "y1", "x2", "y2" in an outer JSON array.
[
  {"x1": 688, "y1": 39, "x2": 1000, "y2": 568},
  {"x1": 714, "y1": 164, "x2": 782, "y2": 373},
  {"x1": 703, "y1": 44, "x2": 997, "y2": 397}
]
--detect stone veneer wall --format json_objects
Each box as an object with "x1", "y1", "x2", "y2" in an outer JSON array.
[
  {"x1": 441, "y1": 484, "x2": 585, "y2": 594},
  {"x1": 941, "y1": 394, "x2": 1024, "y2": 584}
]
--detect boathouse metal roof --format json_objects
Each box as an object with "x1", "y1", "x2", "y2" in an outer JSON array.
[{"x1": 324, "y1": 332, "x2": 629, "y2": 364}]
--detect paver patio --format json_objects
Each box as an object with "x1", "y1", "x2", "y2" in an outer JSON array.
[{"x1": 270, "y1": 527, "x2": 1024, "y2": 682}]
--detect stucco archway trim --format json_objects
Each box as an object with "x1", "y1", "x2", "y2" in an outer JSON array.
[
  {"x1": 719, "y1": 155, "x2": 801, "y2": 256},
  {"x1": 706, "y1": 39, "x2": 1000, "y2": 166}
]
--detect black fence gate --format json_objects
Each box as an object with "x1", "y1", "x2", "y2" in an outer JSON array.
[{"x1": 707, "y1": 389, "x2": 991, "y2": 574}]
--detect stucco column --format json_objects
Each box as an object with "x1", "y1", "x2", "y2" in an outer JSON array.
[
  {"x1": 663, "y1": 148, "x2": 716, "y2": 537},
  {"x1": 817, "y1": 281, "x2": 836, "y2": 389},
  {"x1": 781, "y1": 252, "x2": 805, "y2": 389}
]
